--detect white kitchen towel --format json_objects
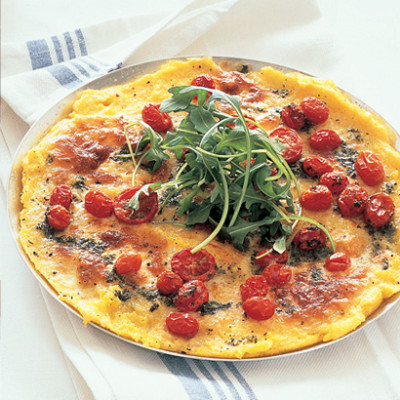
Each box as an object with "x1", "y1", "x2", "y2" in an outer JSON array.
[
  {"x1": 1, "y1": 0, "x2": 238, "y2": 125},
  {"x1": 2, "y1": 0, "x2": 400, "y2": 399}
]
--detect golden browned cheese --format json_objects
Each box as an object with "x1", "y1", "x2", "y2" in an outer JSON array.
[{"x1": 19, "y1": 58, "x2": 400, "y2": 358}]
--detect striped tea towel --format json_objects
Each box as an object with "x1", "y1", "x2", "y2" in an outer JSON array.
[{"x1": 1, "y1": 0, "x2": 238, "y2": 125}]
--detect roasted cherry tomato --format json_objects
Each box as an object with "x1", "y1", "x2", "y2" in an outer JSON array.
[
  {"x1": 113, "y1": 186, "x2": 158, "y2": 224},
  {"x1": 166, "y1": 312, "x2": 199, "y2": 338},
  {"x1": 300, "y1": 97, "x2": 329, "y2": 125},
  {"x1": 157, "y1": 271, "x2": 184, "y2": 295},
  {"x1": 355, "y1": 150, "x2": 385, "y2": 186},
  {"x1": 300, "y1": 185, "x2": 333, "y2": 211},
  {"x1": 171, "y1": 248, "x2": 216, "y2": 282},
  {"x1": 174, "y1": 280, "x2": 209, "y2": 312},
  {"x1": 302, "y1": 156, "x2": 333, "y2": 178},
  {"x1": 293, "y1": 225, "x2": 327, "y2": 250},
  {"x1": 325, "y1": 252, "x2": 351, "y2": 272},
  {"x1": 319, "y1": 172, "x2": 349, "y2": 194},
  {"x1": 309, "y1": 129, "x2": 341, "y2": 151},
  {"x1": 50, "y1": 185, "x2": 72, "y2": 209},
  {"x1": 114, "y1": 253, "x2": 142, "y2": 275},
  {"x1": 254, "y1": 249, "x2": 288, "y2": 269},
  {"x1": 364, "y1": 193, "x2": 395, "y2": 228},
  {"x1": 142, "y1": 103, "x2": 172, "y2": 133},
  {"x1": 240, "y1": 276, "x2": 269, "y2": 302},
  {"x1": 262, "y1": 263, "x2": 292, "y2": 287},
  {"x1": 242, "y1": 296, "x2": 275, "y2": 321},
  {"x1": 47, "y1": 204, "x2": 70, "y2": 230},
  {"x1": 84, "y1": 190, "x2": 113, "y2": 218},
  {"x1": 270, "y1": 127, "x2": 303, "y2": 164},
  {"x1": 337, "y1": 184, "x2": 369, "y2": 217},
  {"x1": 227, "y1": 113, "x2": 257, "y2": 130},
  {"x1": 191, "y1": 74, "x2": 215, "y2": 89},
  {"x1": 281, "y1": 104, "x2": 305, "y2": 130}
]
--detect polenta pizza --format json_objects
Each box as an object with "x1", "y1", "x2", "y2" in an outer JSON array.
[{"x1": 19, "y1": 57, "x2": 400, "y2": 358}]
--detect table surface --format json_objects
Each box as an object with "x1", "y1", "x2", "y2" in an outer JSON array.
[{"x1": 2, "y1": 1, "x2": 400, "y2": 399}]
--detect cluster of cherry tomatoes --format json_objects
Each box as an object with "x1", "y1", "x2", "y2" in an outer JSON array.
[{"x1": 46, "y1": 185, "x2": 159, "y2": 231}]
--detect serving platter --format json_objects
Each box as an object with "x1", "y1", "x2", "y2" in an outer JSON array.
[{"x1": 7, "y1": 56, "x2": 400, "y2": 361}]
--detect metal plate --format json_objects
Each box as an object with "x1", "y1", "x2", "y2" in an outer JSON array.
[{"x1": 7, "y1": 57, "x2": 400, "y2": 361}]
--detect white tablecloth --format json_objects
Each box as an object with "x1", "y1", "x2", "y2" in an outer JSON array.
[{"x1": 2, "y1": 1, "x2": 400, "y2": 399}]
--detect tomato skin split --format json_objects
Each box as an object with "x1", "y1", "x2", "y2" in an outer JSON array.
[
  {"x1": 84, "y1": 190, "x2": 113, "y2": 218},
  {"x1": 113, "y1": 186, "x2": 158, "y2": 225},
  {"x1": 309, "y1": 129, "x2": 341, "y2": 151},
  {"x1": 142, "y1": 103, "x2": 172, "y2": 133},
  {"x1": 174, "y1": 280, "x2": 209, "y2": 312},
  {"x1": 254, "y1": 249, "x2": 288, "y2": 269},
  {"x1": 240, "y1": 276, "x2": 269, "y2": 302},
  {"x1": 325, "y1": 252, "x2": 351, "y2": 272},
  {"x1": 300, "y1": 97, "x2": 329, "y2": 125},
  {"x1": 171, "y1": 248, "x2": 216, "y2": 282},
  {"x1": 242, "y1": 296, "x2": 275, "y2": 321},
  {"x1": 50, "y1": 185, "x2": 72, "y2": 209},
  {"x1": 270, "y1": 127, "x2": 303, "y2": 164},
  {"x1": 300, "y1": 185, "x2": 333, "y2": 211},
  {"x1": 262, "y1": 264, "x2": 292, "y2": 287},
  {"x1": 364, "y1": 193, "x2": 394, "y2": 228},
  {"x1": 355, "y1": 150, "x2": 385, "y2": 186},
  {"x1": 166, "y1": 312, "x2": 199, "y2": 338},
  {"x1": 337, "y1": 184, "x2": 369, "y2": 217},
  {"x1": 319, "y1": 172, "x2": 349, "y2": 194},
  {"x1": 281, "y1": 104, "x2": 305, "y2": 130},
  {"x1": 302, "y1": 156, "x2": 333, "y2": 178},
  {"x1": 293, "y1": 225, "x2": 327, "y2": 251},
  {"x1": 157, "y1": 271, "x2": 184, "y2": 295},
  {"x1": 114, "y1": 253, "x2": 142, "y2": 275},
  {"x1": 47, "y1": 205, "x2": 70, "y2": 230}
]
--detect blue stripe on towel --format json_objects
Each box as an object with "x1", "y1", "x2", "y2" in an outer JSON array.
[
  {"x1": 210, "y1": 363, "x2": 241, "y2": 400},
  {"x1": 224, "y1": 363, "x2": 258, "y2": 400},
  {"x1": 71, "y1": 61, "x2": 90, "y2": 77},
  {"x1": 26, "y1": 39, "x2": 53, "y2": 70},
  {"x1": 159, "y1": 354, "x2": 212, "y2": 400},
  {"x1": 80, "y1": 57, "x2": 100, "y2": 72},
  {"x1": 75, "y1": 29, "x2": 88, "y2": 56},
  {"x1": 192, "y1": 360, "x2": 228, "y2": 400},
  {"x1": 48, "y1": 64, "x2": 83, "y2": 88},
  {"x1": 51, "y1": 36, "x2": 64, "y2": 63},
  {"x1": 63, "y1": 32, "x2": 76, "y2": 59}
]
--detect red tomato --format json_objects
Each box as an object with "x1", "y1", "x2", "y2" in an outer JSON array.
[
  {"x1": 281, "y1": 104, "x2": 305, "y2": 130},
  {"x1": 319, "y1": 172, "x2": 349, "y2": 194},
  {"x1": 47, "y1": 205, "x2": 70, "y2": 230},
  {"x1": 337, "y1": 184, "x2": 369, "y2": 217},
  {"x1": 262, "y1": 264, "x2": 292, "y2": 287},
  {"x1": 227, "y1": 114, "x2": 257, "y2": 130},
  {"x1": 270, "y1": 127, "x2": 303, "y2": 164},
  {"x1": 142, "y1": 103, "x2": 172, "y2": 133},
  {"x1": 254, "y1": 249, "x2": 288, "y2": 269},
  {"x1": 242, "y1": 296, "x2": 275, "y2": 321},
  {"x1": 191, "y1": 74, "x2": 216, "y2": 89},
  {"x1": 114, "y1": 253, "x2": 142, "y2": 275},
  {"x1": 293, "y1": 225, "x2": 327, "y2": 250},
  {"x1": 157, "y1": 271, "x2": 184, "y2": 295},
  {"x1": 325, "y1": 252, "x2": 351, "y2": 272},
  {"x1": 302, "y1": 156, "x2": 333, "y2": 178},
  {"x1": 113, "y1": 186, "x2": 158, "y2": 224},
  {"x1": 300, "y1": 97, "x2": 329, "y2": 125},
  {"x1": 174, "y1": 280, "x2": 209, "y2": 312},
  {"x1": 84, "y1": 190, "x2": 113, "y2": 218},
  {"x1": 171, "y1": 248, "x2": 216, "y2": 282},
  {"x1": 50, "y1": 185, "x2": 72, "y2": 209},
  {"x1": 355, "y1": 150, "x2": 385, "y2": 186},
  {"x1": 240, "y1": 276, "x2": 269, "y2": 302},
  {"x1": 300, "y1": 185, "x2": 333, "y2": 211},
  {"x1": 309, "y1": 129, "x2": 341, "y2": 151},
  {"x1": 364, "y1": 193, "x2": 395, "y2": 228},
  {"x1": 166, "y1": 312, "x2": 199, "y2": 338}
]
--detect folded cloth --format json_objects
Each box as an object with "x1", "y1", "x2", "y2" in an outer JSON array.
[{"x1": 2, "y1": 0, "x2": 400, "y2": 399}]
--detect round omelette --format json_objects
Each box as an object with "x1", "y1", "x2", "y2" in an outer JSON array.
[{"x1": 19, "y1": 57, "x2": 400, "y2": 359}]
